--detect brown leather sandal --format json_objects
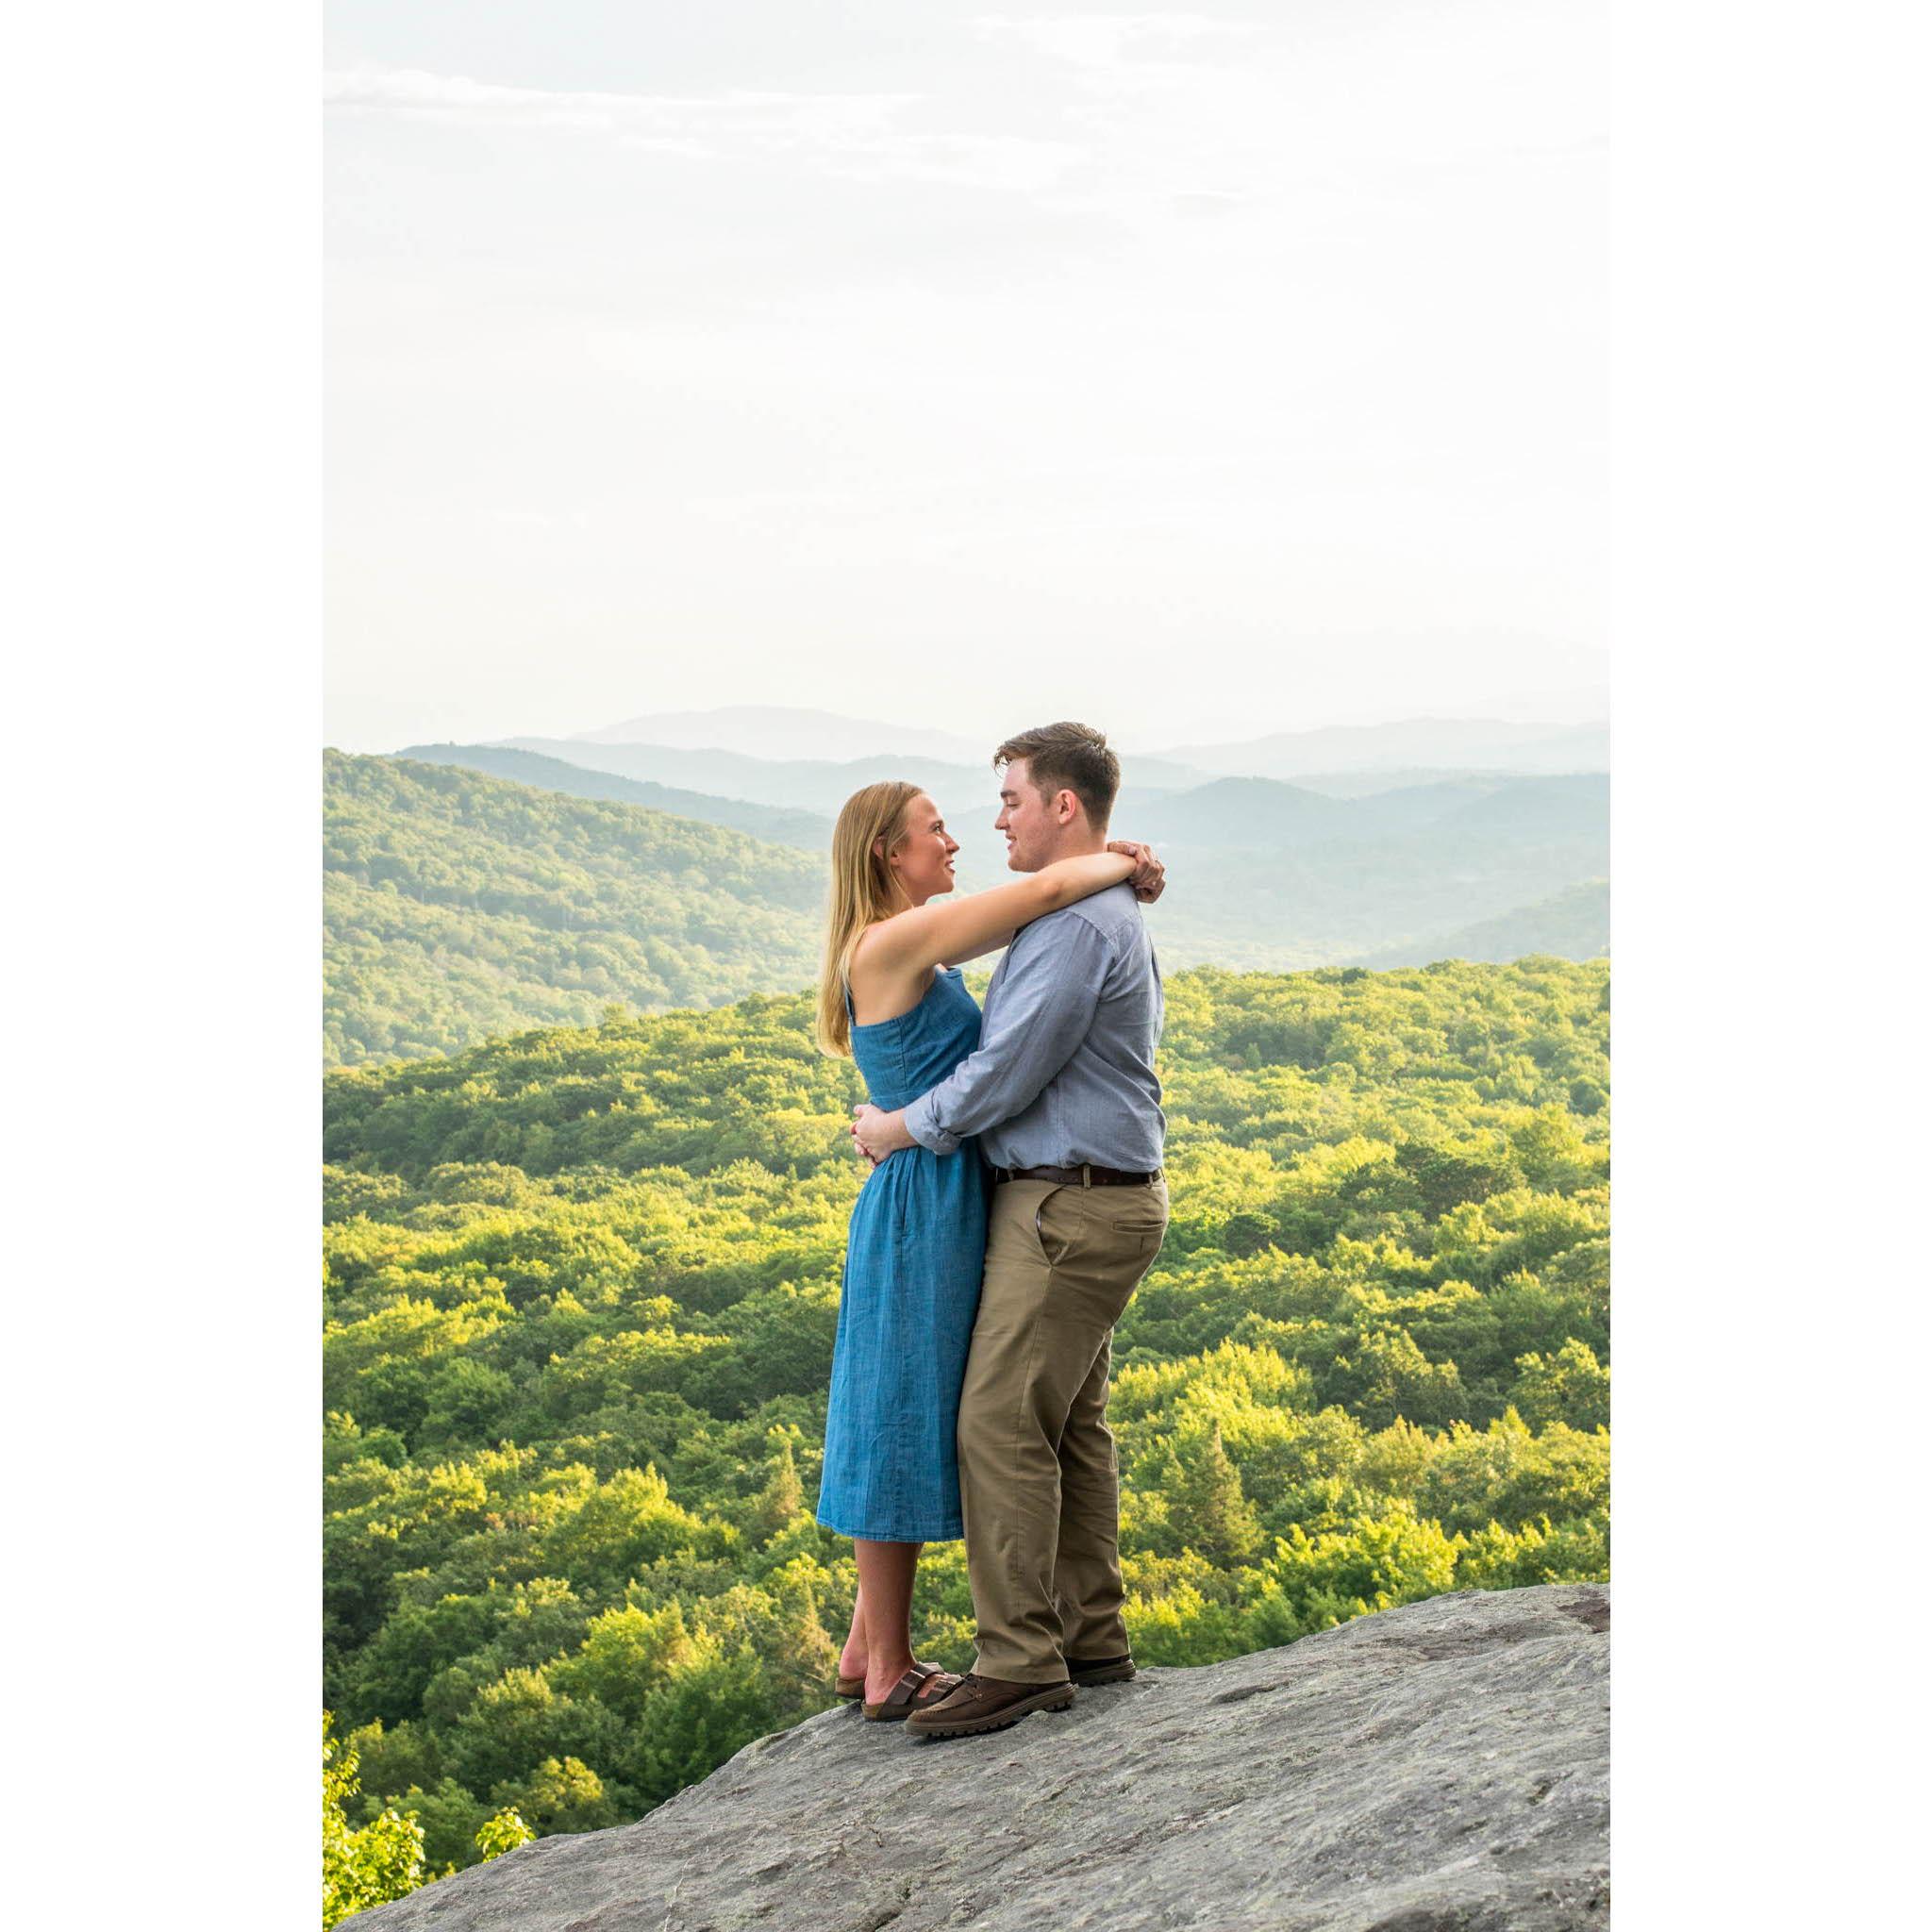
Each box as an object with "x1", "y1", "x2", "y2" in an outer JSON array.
[
  {"x1": 862, "y1": 1661, "x2": 961, "y2": 1724},
  {"x1": 837, "y1": 1656, "x2": 943, "y2": 1702}
]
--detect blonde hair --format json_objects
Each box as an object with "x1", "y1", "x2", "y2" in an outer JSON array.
[{"x1": 816, "y1": 780, "x2": 923, "y2": 1057}]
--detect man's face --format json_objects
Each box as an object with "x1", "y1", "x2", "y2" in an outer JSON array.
[{"x1": 994, "y1": 758, "x2": 1065, "y2": 873}]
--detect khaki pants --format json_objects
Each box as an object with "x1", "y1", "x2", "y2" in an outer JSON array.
[{"x1": 957, "y1": 1176, "x2": 1171, "y2": 1683}]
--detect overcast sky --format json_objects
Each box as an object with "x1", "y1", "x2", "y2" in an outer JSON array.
[{"x1": 325, "y1": 3, "x2": 1607, "y2": 752}]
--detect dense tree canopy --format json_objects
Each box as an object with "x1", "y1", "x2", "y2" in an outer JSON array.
[{"x1": 324, "y1": 958, "x2": 1608, "y2": 1891}]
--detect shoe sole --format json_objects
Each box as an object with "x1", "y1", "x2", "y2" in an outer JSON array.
[
  {"x1": 906, "y1": 1686, "x2": 1075, "y2": 1739},
  {"x1": 1068, "y1": 1662, "x2": 1137, "y2": 1687}
]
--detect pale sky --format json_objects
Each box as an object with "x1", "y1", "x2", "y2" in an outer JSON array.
[{"x1": 325, "y1": 3, "x2": 1607, "y2": 752}]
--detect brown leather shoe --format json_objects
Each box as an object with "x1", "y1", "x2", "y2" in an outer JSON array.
[
  {"x1": 1067, "y1": 1654, "x2": 1136, "y2": 1687},
  {"x1": 904, "y1": 1672, "x2": 1074, "y2": 1739}
]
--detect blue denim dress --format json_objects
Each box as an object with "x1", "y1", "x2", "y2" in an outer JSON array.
[{"x1": 816, "y1": 969, "x2": 990, "y2": 1542}]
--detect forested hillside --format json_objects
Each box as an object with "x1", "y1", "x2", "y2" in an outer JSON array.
[
  {"x1": 323, "y1": 753, "x2": 824, "y2": 1067},
  {"x1": 324, "y1": 959, "x2": 1608, "y2": 1879},
  {"x1": 1356, "y1": 880, "x2": 1611, "y2": 969}
]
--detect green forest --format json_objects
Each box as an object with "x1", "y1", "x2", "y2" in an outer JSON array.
[{"x1": 324, "y1": 957, "x2": 1609, "y2": 1903}]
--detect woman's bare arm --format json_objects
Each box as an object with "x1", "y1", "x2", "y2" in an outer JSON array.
[
  {"x1": 940, "y1": 923, "x2": 1019, "y2": 968},
  {"x1": 935, "y1": 843, "x2": 1166, "y2": 965},
  {"x1": 856, "y1": 850, "x2": 1137, "y2": 986}
]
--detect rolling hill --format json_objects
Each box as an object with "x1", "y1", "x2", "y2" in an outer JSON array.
[
  {"x1": 1351, "y1": 880, "x2": 1610, "y2": 969},
  {"x1": 1140, "y1": 827, "x2": 1608, "y2": 973},
  {"x1": 324, "y1": 753, "x2": 827, "y2": 1067},
  {"x1": 1427, "y1": 774, "x2": 1609, "y2": 841}
]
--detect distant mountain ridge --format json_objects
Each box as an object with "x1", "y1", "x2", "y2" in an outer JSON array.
[
  {"x1": 491, "y1": 737, "x2": 1218, "y2": 815},
  {"x1": 395, "y1": 743, "x2": 834, "y2": 849},
  {"x1": 1130, "y1": 774, "x2": 1585, "y2": 848},
  {"x1": 1429, "y1": 774, "x2": 1609, "y2": 840},
  {"x1": 544, "y1": 708, "x2": 1609, "y2": 783}
]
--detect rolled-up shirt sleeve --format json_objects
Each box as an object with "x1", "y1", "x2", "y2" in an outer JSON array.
[{"x1": 903, "y1": 917, "x2": 1109, "y2": 1155}]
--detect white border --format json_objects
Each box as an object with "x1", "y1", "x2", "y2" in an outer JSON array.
[{"x1": 6, "y1": 3, "x2": 320, "y2": 1917}]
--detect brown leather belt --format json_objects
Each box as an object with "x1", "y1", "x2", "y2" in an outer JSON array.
[{"x1": 991, "y1": 1163, "x2": 1164, "y2": 1188}]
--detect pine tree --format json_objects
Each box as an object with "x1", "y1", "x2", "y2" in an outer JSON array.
[
  {"x1": 750, "y1": 1433, "x2": 805, "y2": 1543},
  {"x1": 1170, "y1": 1422, "x2": 1264, "y2": 1566}
]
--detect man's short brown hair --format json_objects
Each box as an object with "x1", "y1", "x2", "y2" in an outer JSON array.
[{"x1": 993, "y1": 721, "x2": 1122, "y2": 831}]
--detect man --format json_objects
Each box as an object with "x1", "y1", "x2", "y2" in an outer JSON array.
[{"x1": 851, "y1": 720, "x2": 1169, "y2": 1740}]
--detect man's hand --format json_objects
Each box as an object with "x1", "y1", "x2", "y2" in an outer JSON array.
[
  {"x1": 1108, "y1": 840, "x2": 1166, "y2": 904},
  {"x1": 851, "y1": 1103, "x2": 915, "y2": 1164}
]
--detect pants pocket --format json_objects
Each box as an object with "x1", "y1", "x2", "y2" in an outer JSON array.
[{"x1": 1031, "y1": 1186, "x2": 1069, "y2": 1265}]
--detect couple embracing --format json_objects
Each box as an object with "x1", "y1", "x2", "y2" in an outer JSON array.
[{"x1": 813, "y1": 721, "x2": 1171, "y2": 1740}]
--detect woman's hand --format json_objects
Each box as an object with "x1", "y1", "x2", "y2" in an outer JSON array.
[{"x1": 1108, "y1": 840, "x2": 1166, "y2": 903}]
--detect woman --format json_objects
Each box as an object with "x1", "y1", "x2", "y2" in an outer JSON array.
[{"x1": 812, "y1": 780, "x2": 1162, "y2": 1721}]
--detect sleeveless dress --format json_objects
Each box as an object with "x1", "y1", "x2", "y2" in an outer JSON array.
[{"x1": 815, "y1": 968, "x2": 991, "y2": 1542}]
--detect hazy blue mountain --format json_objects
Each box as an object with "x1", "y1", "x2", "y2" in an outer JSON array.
[
  {"x1": 1506, "y1": 725, "x2": 1612, "y2": 771},
  {"x1": 1154, "y1": 717, "x2": 1609, "y2": 778},
  {"x1": 1134, "y1": 771, "x2": 1607, "y2": 972},
  {"x1": 1289, "y1": 769, "x2": 1519, "y2": 799},
  {"x1": 493, "y1": 738, "x2": 1214, "y2": 816},
  {"x1": 1427, "y1": 774, "x2": 1609, "y2": 841},
  {"x1": 1135, "y1": 777, "x2": 1355, "y2": 846},
  {"x1": 394, "y1": 742, "x2": 833, "y2": 849},
  {"x1": 1337, "y1": 777, "x2": 1524, "y2": 835},
  {"x1": 1135, "y1": 773, "x2": 1605, "y2": 850},
  {"x1": 1348, "y1": 880, "x2": 1610, "y2": 968},
  {"x1": 1141, "y1": 822, "x2": 1608, "y2": 974}
]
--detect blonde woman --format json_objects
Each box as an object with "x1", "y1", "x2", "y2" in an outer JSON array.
[{"x1": 812, "y1": 780, "x2": 1163, "y2": 1721}]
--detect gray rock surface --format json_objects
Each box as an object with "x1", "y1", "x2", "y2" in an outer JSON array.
[{"x1": 349, "y1": 1584, "x2": 1609, "y2": 1932}]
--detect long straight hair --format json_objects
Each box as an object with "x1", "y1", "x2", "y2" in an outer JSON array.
[{"x1": 815, "y1": 779, "x2": 922, "y2": 1058}]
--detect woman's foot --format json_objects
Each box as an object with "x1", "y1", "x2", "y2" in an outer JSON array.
[
  {"x1": 862, "y1": 1661, "x2": 963, "y2": 1723},
  {"x1": 862, "y1": 1656, "x2": 944, "y2": 1707}
]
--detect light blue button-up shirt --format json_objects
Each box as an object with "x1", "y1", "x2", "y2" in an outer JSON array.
[{"x1": 902, "y1": 881, "x2": 1165, "y2": 1171}]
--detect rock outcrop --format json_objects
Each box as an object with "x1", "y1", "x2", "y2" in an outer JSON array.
[{"x1": 349, "y1": 1584, "x2": 1609, "y2": 1931}]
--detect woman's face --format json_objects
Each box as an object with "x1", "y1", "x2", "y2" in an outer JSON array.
[{"x1": 885, "y1": 793, "x2": 959, "y2": 903}]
